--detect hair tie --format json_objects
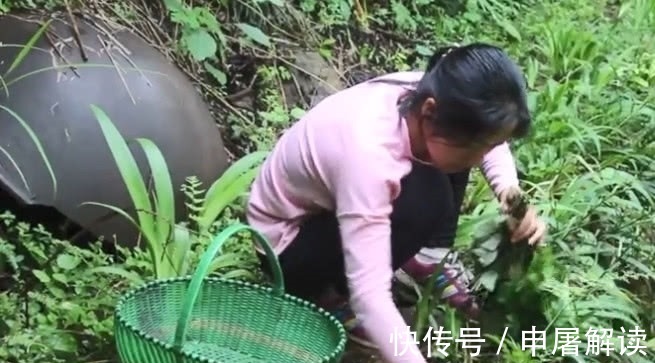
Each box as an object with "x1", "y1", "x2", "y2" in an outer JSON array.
[{"x1": 442, "y1": 44, "x2": 458, "y2": 59}]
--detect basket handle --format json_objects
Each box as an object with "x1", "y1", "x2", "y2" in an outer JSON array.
[{"x1": 173, "y1": 223, "x2": 285, "y2": 351}]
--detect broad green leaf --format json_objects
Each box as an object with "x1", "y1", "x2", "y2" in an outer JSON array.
[
  {"x1": 5, "y1": 19, "x2": 51, "y2": 76},
  {"x1": 164, "y1": 224, "x2": 192, "y2": 277},
  {"x1": 480, "y1": 233, "x2": 503, "y2": 251},
  {"x1": 391, "y1": 1, "x2": 416, "y2": 31},
  {"x1": 204, "y1": 61, "x2": 227, "y2": 85},
  {"x1": 290, "y1": 107, "x2": 306, "y2": 119},
  {"x1": 162, "y1": 0, "x2": 184, "y2": 11},
  {"x1": 478, "y1": 249, "x2": 499, "y2": 267},
  {"x1": 478, "y1": 270, "x2": 499, "y2": 291},
  {"x1": 89, "y1": 105, "x2": 160, "y2": 275},
  {"x1": 183, "y1": 29, "x2": 217, "y2": 61},
  {"x1": 46, "y1": 332, "x2": 78, "y2": 353},
  {"x1": 199, "y1": 151, "x2": 268, "y2": 231},
  {"x1": 135, "y1": 138, "x2": 175, "y2": 250},
  {"x1": 221, "y1": 269, "x2": 256, "y2": 280},
  {"x1": 204, "y1": 151, "x2": 268, "y2": 201},
  {"x1": 415, "y1": 44, "x2": 432, "y2": 57},
  {"x1": 207, "y1": 252, "x2": 247, "y2": 274},
  {"x1": 52, "y1": 273, "x2": 67, "y2": 283},
  {"x1": 497, "y1": 18, "x2": 521, "y2": 41},
  {"x1": 647, "y1": 338, "x2": 655, "y2": 349},
  {"x1": 56, "y1": 254, "x2": 80, "y2": 270},
  {"x1": 199, "y1": 166, "x2": 260, "y2": 231},
  {"x1": 235, "y1": 23, "x2": 271, "y2": 47},
  {"x1": 33, "y1": 269, "x2": 50, "y2": 283}
]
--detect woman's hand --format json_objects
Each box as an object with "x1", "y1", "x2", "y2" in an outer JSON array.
[{"x1": 498, "y1": 186, "x2": 547, "y2": 246}]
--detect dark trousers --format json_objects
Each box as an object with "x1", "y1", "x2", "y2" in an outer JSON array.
[{"x1": 258, "y1": 161, "x2": 470, "y2": 301}]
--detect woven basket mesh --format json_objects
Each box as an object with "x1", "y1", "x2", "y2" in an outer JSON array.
[{"x1": 114, "y1": 223, "x2": 347, "y2": 363}]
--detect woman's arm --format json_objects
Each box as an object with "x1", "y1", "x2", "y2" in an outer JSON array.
[
  {"x1": 479, "y1": 141, "x2": 520, "y2": 199},
  {"x1": 333, "y1": 149, "x2": 427, "y2": 363}
]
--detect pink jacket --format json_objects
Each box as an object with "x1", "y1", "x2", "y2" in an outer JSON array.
[{"x1": 247, "y1": 71, "x2": 519, "y2": 363}]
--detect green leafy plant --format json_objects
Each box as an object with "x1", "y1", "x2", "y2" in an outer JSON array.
[
  {"x1": 0, "y1": 19, "x2": 57, "y2": 200},
  {"x1": 470, "y1": 191, "x2": 536, "y2": 293},
  {"x1": 85, "y1": 105, "x2": 268, "y2": 280},
  {"x1": 161, "y1": 0, "x2": 275, "y2": 85},
  {"x1": 0, "y1": 210, "x2": 134, "y2": 363},
  {"x1": 2, "y1": 0, "x2": 655, "y2": 362}
]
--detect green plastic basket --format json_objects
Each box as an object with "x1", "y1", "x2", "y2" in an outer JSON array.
[{"x1": 114, "y1": 223, "x2": 347, "y2": 363}]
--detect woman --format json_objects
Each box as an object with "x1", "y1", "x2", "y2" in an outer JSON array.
[{"x1": 247, "y1": 43, "x2": 547, "y2": 363}]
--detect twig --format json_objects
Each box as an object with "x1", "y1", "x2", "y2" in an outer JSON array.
[
  {"x1": 64, "y1": 0, "x2": 88, "y2": 61},
  {"x1": 287, "y1": 68, "x2": 307, "y2": 107},
  {"x1": 44, "y1": 31, "x2": 81, "y2": 77},
  {"x1": 85, "y1": 16, "x2": 132, "y2": 56},
  {"x1": 116, "y1": 47, "x2": 152, "y2": 88},
  {"x1": 98, "y1": 34, "x2": 136, "y2": 104},
  {"x1": 273, "y1": 58, "x2": 289, "y2": 109}
]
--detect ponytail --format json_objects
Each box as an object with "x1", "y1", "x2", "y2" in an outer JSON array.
[{"x1": 425, "y1": 46, "x2": 457, "y2": 71}]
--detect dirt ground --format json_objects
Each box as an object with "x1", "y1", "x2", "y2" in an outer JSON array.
[
  {"x1": 342, "y1": 344, "x2": 383, "y2": 363},
  {"x1": 339, "y1": 305, "x2": 421, "y2": 363}
]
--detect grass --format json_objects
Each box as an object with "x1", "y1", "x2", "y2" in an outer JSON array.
[
  {"x1": 0, "y1": 0, "x2": 654, "y2": 362},
  {"x1": 0, "y1": 18, "x2": 57, "y2": 199}
]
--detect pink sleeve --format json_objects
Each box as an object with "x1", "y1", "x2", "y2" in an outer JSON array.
[
  {"x1": 480, "y1": 142, "x2": 520, "y2": 197},
  {"x1": 333, "y1": 150, "x2": 427, "y2": 363}
]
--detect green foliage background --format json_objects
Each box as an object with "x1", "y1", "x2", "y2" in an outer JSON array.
[{"x1": 0, "y1": 0, "x2": 654, "y2": 362}]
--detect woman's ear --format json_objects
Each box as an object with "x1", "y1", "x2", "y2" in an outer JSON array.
[
  {"x1": 420, "y1": 97, "x2": 436, "y2": 119},
  {"x1": 419, "y1": 97, "x2": 437, "y2": 136}
]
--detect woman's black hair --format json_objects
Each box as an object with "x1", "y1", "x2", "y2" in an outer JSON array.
[{"x1": 374, "y1": 43, "x2": 531, "y2": 145}]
